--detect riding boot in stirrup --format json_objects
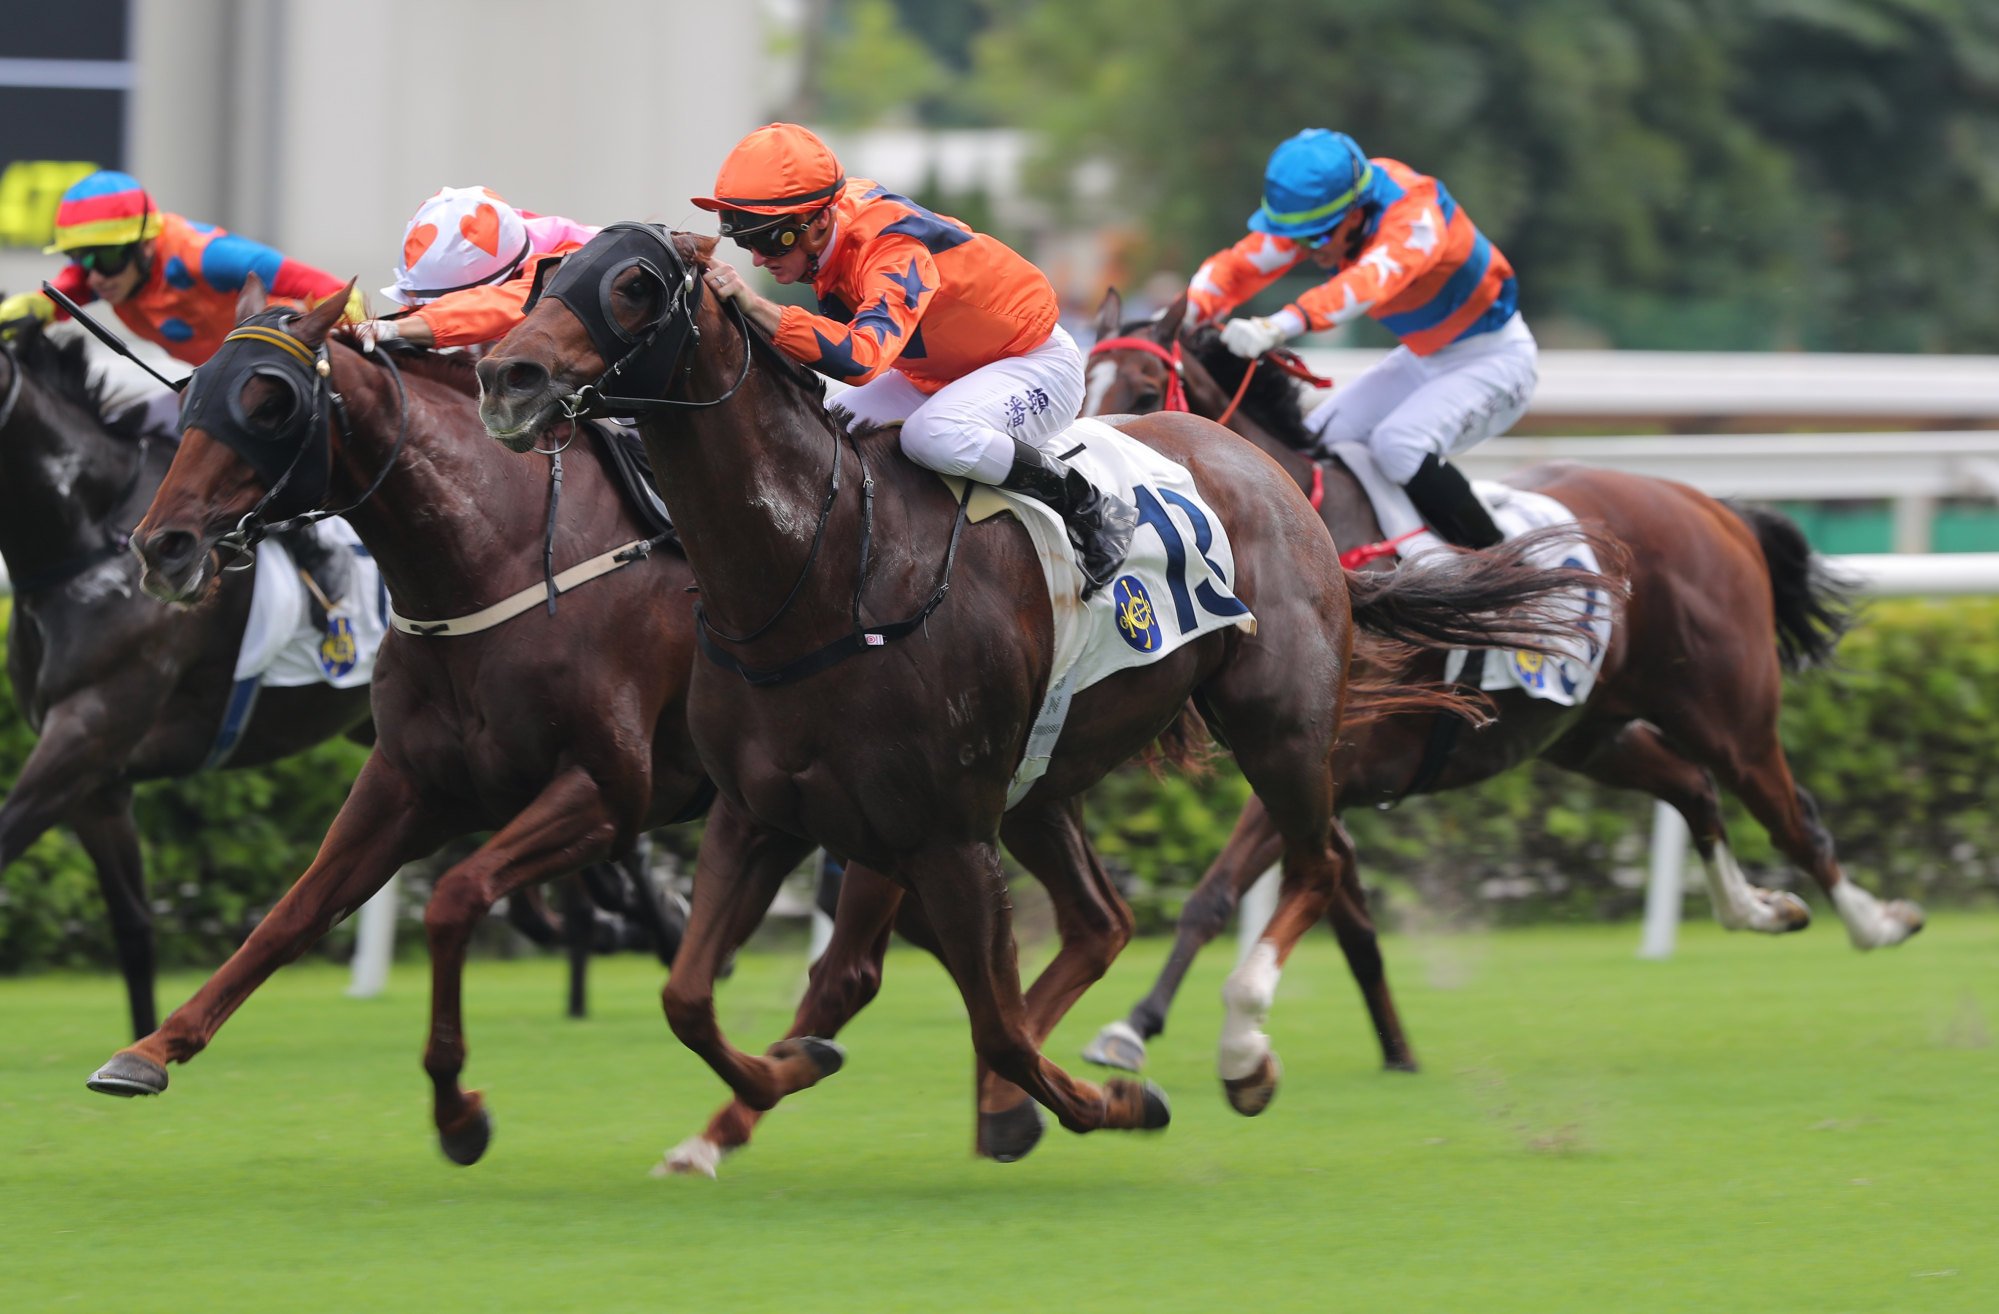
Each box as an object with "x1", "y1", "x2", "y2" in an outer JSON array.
[
  {"x1": 1403, "y1": 453, "x2": 1503, "y2": 549},
  {"x1": 996, "y1": 437, "x2": 1139, "y2": 599}
]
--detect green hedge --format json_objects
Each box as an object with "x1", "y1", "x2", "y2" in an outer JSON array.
[
  {"x1": 1086, "y1": 597, "x2": 1999, "y2": 931},
  {"x1": 5, "y1": 598, "x2": 1996, "y2": 970}
]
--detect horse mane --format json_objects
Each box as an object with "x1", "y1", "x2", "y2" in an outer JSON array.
[
  {"x1": 335, "y1": 336, "x2": 484, "y2": 397},
  {"x1": 1180, "y1": 327, "x2": 1317, "y2": 451},
  {"x1": 673, "y1": 231, "x2": 833, "y2": 414},
  {"x1": 9, "y1": 322, "x2": 150, "y2": 442}
]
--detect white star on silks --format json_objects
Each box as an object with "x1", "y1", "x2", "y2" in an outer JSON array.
[
  {"x1": 1245, "y1": 235, "x2": 1296, "y2": 274},
  {"x1": 1359, "y1": 246, "x2": 1406, "y2": 280},
  {"x1": 1404, "y1": 208, "x2": 1441, "y2": 254}
]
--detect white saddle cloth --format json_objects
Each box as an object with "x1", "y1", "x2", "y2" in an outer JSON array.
[
  {"x1": 950, "y1": 417, "x2": 1257, "y2": 807},
  {"x1": 1330, "y1": 441, "x2": 1612, "y2": 706},
  {"x1": 235, "y1": 518, "x2": 389, "y2": 690}
]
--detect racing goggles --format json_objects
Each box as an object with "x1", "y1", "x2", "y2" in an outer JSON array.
[
  {"x1": 719, "y1": 208, "x2": 820, "y2": 259},
  {"x1": 69, "y1": 244, "x2": 140, "y2": 276}
]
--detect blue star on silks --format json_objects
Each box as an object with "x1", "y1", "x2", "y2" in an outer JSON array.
[
  {"x1": 849, "y1": 294, "x2": 904, "y2": 346},
  {"x1": 885, "y1": 258, "x2": 931, "y2": 309},
  {"x1": 809, "y1": 326, "x2": 872, "y2": 380},
  {"x1": 164, "y1": 256, "x2": 195, "y2": 289}
]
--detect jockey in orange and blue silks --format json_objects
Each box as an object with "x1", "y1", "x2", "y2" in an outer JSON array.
[
  {"x1": 693, "y1": 122, "x2": 1136, "y2": 598},
  {"x1": 1187, "y1": 130, "x2": 1538, "y2": 547},
  {"x1": 0, "y1": 170, "x2": 359, "y2": 367}
]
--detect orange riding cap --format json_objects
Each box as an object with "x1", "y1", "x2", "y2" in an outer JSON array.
[
  {"x1": 766, "y1": 180, "x2": 1059, "y2": 393},
  {"x1": 692, "y1": 122, "x2": 847, "y2": 216}
]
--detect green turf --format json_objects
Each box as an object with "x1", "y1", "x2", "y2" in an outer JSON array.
[{"x1": 3, "y1": 914, "x2": 1994, "y2": 1312}]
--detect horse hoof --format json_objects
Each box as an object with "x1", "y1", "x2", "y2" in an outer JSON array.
[
  {"x1": 1383, "y1": 1056, "x2": 1421, "y2": 1075},
  {"x1": 654, "y1": 1136, "x2": 724, "y2": 1179},
  {"x1": 438, "y1": 1100, "x2": 494, "y2": 1167},
  {"x1": 1082, "y1": 1020, "x2": 1147, "y2": 1072},
  {"x1": 1886, "y1": 900, "x2": 1926, "y2": 941},
  {"x1": 1138, "y1": 1080, "x2": 1172, "y2": 1131},
  {"x1": 1222, "y1": 1052, "x2": 1282, "y2": 1117},
  {"x1": 87, "y1": 1051, "x2": 168, "y2": 1098},
  {"x1": 977, "y1": 1099, "x2": 1046, "y2": 1162},
  {"x1": 770, "y1": 1036, "x2": 846, "y2": 1084},
  {"x1": 1764, "y1": 890, "x2": 1811, "y2": 933}
]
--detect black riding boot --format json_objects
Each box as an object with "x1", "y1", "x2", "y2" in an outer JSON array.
[
  {"x1": 1403, "y1": 453, "x2": 1502, "y2": 549},
  {"x1": 996, "y1": 437, "x2": 1139, "y2": 599}
]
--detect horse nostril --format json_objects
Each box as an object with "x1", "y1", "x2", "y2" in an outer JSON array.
[
  {"x1": 488, "y1": 359, "x2": 550, "y2": 403},
  {"x1": 146, "y1": 529, "x2": 198, "y2": 571}
]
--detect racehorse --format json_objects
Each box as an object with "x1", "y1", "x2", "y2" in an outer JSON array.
[
  {"x1": 0, "y1": 319, "x2": 371, "y2": 1039},
  {"x1": 1078, "y1": 289, "x2": 1925, "y2": 1073},
  {"x1": 475, "y1": 224, "x2": 1605, "y2": 1168},
  {"x1": 84, "y1": 283, "x2": 717, "y2": 1163}
]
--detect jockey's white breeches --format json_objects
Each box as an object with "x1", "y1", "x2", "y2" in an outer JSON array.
[
  {"x1": 835, "y1": 326, "x2": 1086, "y2": 482},
  {"x1": 1305, "y1": 312, "x2": 1538, "y2": 485}
]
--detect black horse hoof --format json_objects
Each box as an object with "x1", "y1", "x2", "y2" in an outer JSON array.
[
  {"x1": 87, "y1": 1051, "x2": 168, "y2": 1098},
  {"x1": 439, "y1": 1106, "x2": 494, "y2": 1166},
  {"x1": 770, "y1": 1036, "x2": 846, "y2": 1084},
  {"x1": 977, "y1": 1100, "x2": 1046, "y2": 1163},
  {"x1": 1139, "y1": 1080, "x2": 1172, "y2": 1130},
  {"x1": 1383, "y1": 1056, "x2": 1421, "y2": 1074},
  {"x1": 1222, "y1": 1052, "x2": 1281, "y2": 1117}
]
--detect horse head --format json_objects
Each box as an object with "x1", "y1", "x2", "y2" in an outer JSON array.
[
  {"x1": 133, "y1": 275, "x2": 352, "y2": 601},
  {"x1": 478, "y1": 226, "x2": 720, "y2": 450},
  {"x1": 1083, "y1": 288, "x2": 1192, "y2": 418}
]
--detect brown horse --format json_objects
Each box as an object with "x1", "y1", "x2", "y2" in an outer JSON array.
[
  {"x1": 83, "y1": 284, "x2": 727, "y2": 1165},
  {"x1": 475, "y1": 224, "x2": 1604, "y2": 1170},
  {"x1": 0, "y1": 320, "x2": 372, "y2": 1039},
  {"x1": 1077, "y1": 289, "x2": 1924, "y2": 1074}
]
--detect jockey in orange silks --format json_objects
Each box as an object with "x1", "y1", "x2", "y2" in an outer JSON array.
[
  {"x1": 0, "y1": 170, "x2": 358, "y2": 366},
  {"x1": 692, "y1": 122, "x2": 1136, "y2": 597},
  {"x1": 358, "y1": 186, "x2": 601, "y2": 350},
  {"x1": 1188, "y1": 130, "x2": 1538, "y2": 547}
]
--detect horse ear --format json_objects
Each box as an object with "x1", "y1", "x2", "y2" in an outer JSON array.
[
  {"x1": 1158, "y1": 293, "x2": 1189, "y2": 341},
  {"x1": 1093, "y1": 287, "x2": 1123, "y2": 343},
  {"x1": 292, "y1": 278, "x2": 355, "y2": 348},
  {"x1": 236, "y1": 272, "x2": 268, "y2": 322}
]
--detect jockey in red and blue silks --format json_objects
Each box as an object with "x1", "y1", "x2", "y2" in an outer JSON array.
[
  {"x1": 1187, "y1": 130, "x2": 1537, "y2": 547},
  {"x1": 0, "y1": 170, "x2": 358, "y2": 366}
]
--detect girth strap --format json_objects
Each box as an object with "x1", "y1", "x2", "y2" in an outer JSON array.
[{"x1": 389, "y1": 535, "x2": 669, "y2": 638}]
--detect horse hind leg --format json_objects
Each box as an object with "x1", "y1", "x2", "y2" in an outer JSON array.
[
  {"x1": 66, "y1": 785, "x2": 157, "y2": 1040},
  {"x1": 1547, "y1": 720, "x2": 1808, "y2": 935}
]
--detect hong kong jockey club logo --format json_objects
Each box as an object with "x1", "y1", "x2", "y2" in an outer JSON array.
[
  {"x1": 1112, "y1": 575, "x2": 1160, "y2": 652},
  {"x1": 318, "y1": 612, "x2": 357, "y2": 679}
]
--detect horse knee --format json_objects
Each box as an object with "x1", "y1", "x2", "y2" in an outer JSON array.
[
  {"x1": 1180, "y1": 879, "x2": 1237, "y2": 939},
  {"x1": 660, "y1": 978, "x2": 715, "y2": 1046},
  {"x1": 423, "y1": 876, "x2": 490, "y2": 949},
  {"x1": 808, "y1": 953, "x2": 882, "y2": 1017}
]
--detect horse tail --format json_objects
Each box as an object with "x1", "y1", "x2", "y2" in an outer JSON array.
[
  {"x1": 1139, "y1": 699, "x2": 1219, "y2": 778},
  {"x1": 1343, "y1": 524, "x2": 1627, "y2": 659},
  {"x1": 1728, "y1": 502, "x2": 1858, "y2": 671}
]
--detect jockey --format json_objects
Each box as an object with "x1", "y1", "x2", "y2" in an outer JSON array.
[
  {"x1": 692, "y1": 122, "x2": 1136, "y2": 599},
  {"x1": 358, "y1": 186, "x2": 599, "y2": 350},
  {"x1": 0, "y1": 170, "x2": 359, "y2": 366},
  {"x1": 1187, "y1": 130, "x2": 1537, "y2": 548}
]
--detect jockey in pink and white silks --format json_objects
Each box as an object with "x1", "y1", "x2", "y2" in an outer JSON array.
[{"x1": 1187, "y1": 130, "x2": 1537, "y2": 548}]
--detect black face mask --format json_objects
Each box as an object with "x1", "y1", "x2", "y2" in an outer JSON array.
[
  {"x1": 177, "y1": 311, "x2": 330, "y2": 521},
  {"x1": 520, "y1": 222, "x2": 703, "y2": 414}
]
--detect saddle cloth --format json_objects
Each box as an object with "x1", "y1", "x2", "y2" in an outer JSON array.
[
  {"x1": 948, "y1": 417, "x2": 1257, "y2": 807},
  {"x1": 235, "y1": 517, "x2": 389, "y2": 690},
  {"x1": 1330, "y1": 441, "x2": 1612, "y2": 707}
]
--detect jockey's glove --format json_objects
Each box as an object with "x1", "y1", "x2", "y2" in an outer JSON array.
[
  {"x1": 353, "y1": 318, "x2": 401, "y2": 353},
  {"x1": 1219, "y1": 307, "x2": 1304, "y2": 358},
  {"x1": 0, "y1": 290, "x2": 56, "y2": 335}
]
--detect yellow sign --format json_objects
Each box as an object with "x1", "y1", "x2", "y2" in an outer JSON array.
[{"x1": 0, "y1": 161, "x2": 100, "y2": 249}]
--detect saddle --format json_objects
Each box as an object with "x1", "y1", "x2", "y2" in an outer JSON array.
[{"x1": 584, "y1": 419, "x2": 679, "y2": 550}]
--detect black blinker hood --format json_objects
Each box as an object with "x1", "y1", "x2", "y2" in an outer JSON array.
[
  {"x1": 522, "y1": 222, "x2": 701, "y2": 414},
  {"x1": 177, "y1": 312, "x2": 331, "y2": 521}
]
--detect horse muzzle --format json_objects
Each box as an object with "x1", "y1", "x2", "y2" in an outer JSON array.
[{"x1": 135, "y1": 527, "x2": 213, "y2": 603}]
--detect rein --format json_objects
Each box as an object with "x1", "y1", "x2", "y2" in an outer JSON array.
[{"x1": 1089, "y1": 335, "x2": 1186, "y2": 413}]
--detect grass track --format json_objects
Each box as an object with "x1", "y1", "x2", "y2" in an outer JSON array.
[{"x1": 3, "y1": 914, "x2": 1995, "y2": 1312}]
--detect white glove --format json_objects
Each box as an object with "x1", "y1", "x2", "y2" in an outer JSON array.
[
  {"x1": 1219, "y1": 309, "x2": 1302, "y2": 358},
  {"x1": 354, "y1": 318, "x2": 401, "y2": 353}
]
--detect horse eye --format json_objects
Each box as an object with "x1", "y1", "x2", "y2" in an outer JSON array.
[{"x1": 1134, "y1": 390, "x2": 1161, "y2": 410}]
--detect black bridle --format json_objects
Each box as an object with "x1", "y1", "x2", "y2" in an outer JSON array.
[
  {"x1": 182, "y1": 311, "x2": 410, "y2": 567},
  {"x1": 524, "y1": 223, "x2": 970, "y2": 686}
]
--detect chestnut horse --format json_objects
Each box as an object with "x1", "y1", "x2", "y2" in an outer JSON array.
[
  {"x1": 0, "y1": 320, "x2": 372, "y2": 1039},
  {"x1": 83, "y1": 285, "x2": 724, "y2": 1164},
  {"x1": 1078, "y1": 290, "x2": 1924, "y2": 1074},
  {"x1": 476, "y1": 225, "x2": 1604, "y2": 1170}
]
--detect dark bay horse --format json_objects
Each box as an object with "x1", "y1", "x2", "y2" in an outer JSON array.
[
  {"x1": 475, "y1": 225, "x2": 1603, "y2": 1171},
  {"x1": 84, "y1": 284, "x2": 719, "y2": 1164},
  {"x1": 1079, "y1": 289, "x2": 1924, "y2": 1073},
  {"x1": 0, "y1": 320, "x2": 372, "y2": 1038}
]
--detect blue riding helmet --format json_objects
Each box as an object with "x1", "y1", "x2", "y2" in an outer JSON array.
[{"x1": 1247, "y1": 130, "x2": 1374, "y2": 241}]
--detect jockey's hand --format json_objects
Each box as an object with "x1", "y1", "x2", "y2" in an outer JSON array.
[
  {"x1": 703, "y1": 263, "x2": 754, "y2": 308},
  {"x1": 1220, "y1": 313, "x2": 1297, "y2": 359},
  {"x1": 353, "y1": 318, "x2": 400, "y2": 353},
  {"x1": 0, "y1": 290, "x2": 55, "y2": 337}
]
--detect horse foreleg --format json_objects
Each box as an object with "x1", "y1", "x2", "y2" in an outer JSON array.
[
  {"x1": 65, "y1": 784, "x2": 156, "y2": 1040},
  {"x1": 560, "y1": 876, "x2": 593, "y2": 1019},
  {"x1": 658, "y1": 796, "x2": 827, "y2": 1117},
  {"x1": 421, "y1": 767, "x2": 627, "y2": 1166},
  {"x1": 903, "y1": 840, "x2": 1169, "y2": 1140},
  {"x1": 88, "y1": 760, "x2": 442, "y2": 1097},
  {"x1": 1085, "y1": 795, "x2": 1283, "y2": 1072},
  {"x1": 1322, "y1": 821, "x2": 1417, "y2": 1072},
  {"x1": 976, "y1": 799, "x2": 1135, "y2": 1159},
  {"x1": 659, "y1": 862, "x2": 902, "y2": 1178}
]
